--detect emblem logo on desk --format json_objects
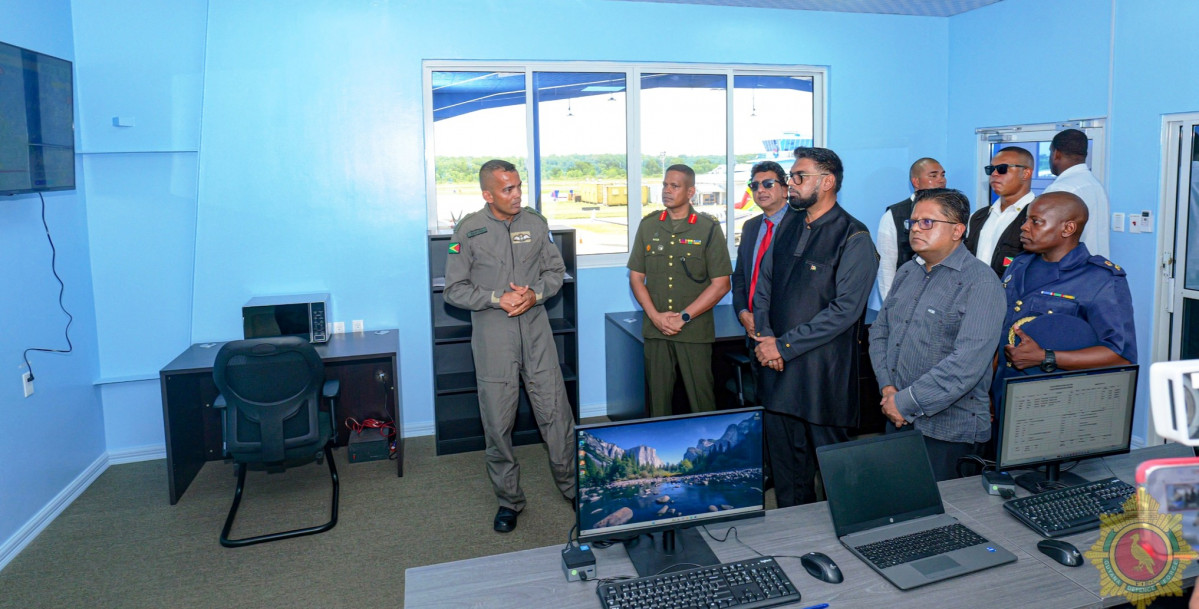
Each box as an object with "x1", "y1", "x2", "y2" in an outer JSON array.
[{"x1": 1084, "y1": 490, "x2": 1194, "y2": 608}]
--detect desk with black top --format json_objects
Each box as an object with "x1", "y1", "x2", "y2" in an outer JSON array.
[
  {"x1": 604, "y1": 305, "x2": 885, "y2": 433},
  {"x1": 159, "y1": 330, "x2": 402, "y2": 505},
  {"x1": 604, "y1": 305, "x2": 748, "y2": 420},
  {"x1": 405, "y1": 443, "x2": 1198, "y2": 608}
]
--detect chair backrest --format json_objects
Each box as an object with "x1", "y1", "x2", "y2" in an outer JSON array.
[{"x1": 213, "y1": 336, "x2": 326, "y2": 465}]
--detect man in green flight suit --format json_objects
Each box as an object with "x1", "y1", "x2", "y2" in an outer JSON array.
[
  {"x1": 443, "y1": 160, "x2": 576, "y2": 534},
  {"x1": 627, "y1": 164, "x2": 733, "y2": 417}
]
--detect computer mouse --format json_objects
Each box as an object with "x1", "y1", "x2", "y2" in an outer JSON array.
[
  {"x1": 800, "y1": 551, "x2": 843, "y2": 584},
  {"x1": 1037, "y1": 539, "x2": 1083, "y2": 567}
]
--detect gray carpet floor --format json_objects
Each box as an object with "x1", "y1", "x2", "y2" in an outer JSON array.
[{"x1": 0, "y1": 435, "x2": 592, "y2": 609}]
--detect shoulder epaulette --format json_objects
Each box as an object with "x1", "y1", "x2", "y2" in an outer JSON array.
[
  {"x1": 1088, "y1": 255, "x2": 1126, "y2": 276},
  {"x1": 454, "y1": 210, "x2": 480, "y2": 231},
  {"x1": 522, "y1": 206, "x2": 547, "y2": 223},
  {"x1": 699, "y1": 211, "x2": 719, "y2": 224}
]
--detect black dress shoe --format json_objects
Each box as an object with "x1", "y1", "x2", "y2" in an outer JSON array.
[{"x1": 494, "y1": 507, "x2": 519, "y2": 533}]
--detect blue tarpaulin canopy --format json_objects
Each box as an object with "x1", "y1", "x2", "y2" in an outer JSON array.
[{"x1": 432, "y1": 71, "x2": 814, "y2": 121}]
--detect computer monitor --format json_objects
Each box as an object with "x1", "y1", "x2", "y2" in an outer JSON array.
[
  {"x1": 997, "y1": 365, "x2": 1138, "y2": 493},
  {"x1": 576, "y1": 407, "x2": 765, "y2": 576}
]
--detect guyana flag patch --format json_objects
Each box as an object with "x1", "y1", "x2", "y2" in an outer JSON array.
[{"x1": 448, "y1": 242, "x2": 461, "y2": 254}]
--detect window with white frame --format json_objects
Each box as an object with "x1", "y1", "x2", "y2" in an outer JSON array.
[{"x1": 424, "y1": 61, "x2": 825, "y2": 266}]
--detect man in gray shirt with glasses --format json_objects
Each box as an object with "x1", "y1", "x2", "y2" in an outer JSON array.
[{"x1": 869, "y1": 188, "x2": 1005, "y2": 481}]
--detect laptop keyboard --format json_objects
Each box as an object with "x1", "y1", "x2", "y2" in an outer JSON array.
[{"x1": 855, "y1": 523, "x2": 988, "y2": 569}]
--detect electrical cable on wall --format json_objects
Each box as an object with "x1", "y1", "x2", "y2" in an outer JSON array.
[{"x1": 22, "y1": 192, "x2": 75, "y2": 381}]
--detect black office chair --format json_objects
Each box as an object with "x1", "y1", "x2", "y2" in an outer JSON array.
[
  {"x1": 213, "y1": 336, "x2": 340, "y2": 548},
  {"x1": 724, "y1": 350, "x2": 759, "y2": 407}
]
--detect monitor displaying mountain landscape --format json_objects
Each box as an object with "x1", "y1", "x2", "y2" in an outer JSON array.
[{"x1": 576, "y1": 408, "x2": 765, "y2": 540}]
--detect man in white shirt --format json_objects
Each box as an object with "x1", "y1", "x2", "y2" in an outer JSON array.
[
  {"x1": 1042, "y1": 129, "x2": 1109, "y2": 257},
  {"x1": 875, "y1": 158, "x2": 947, "y2": 299},
  {"x1": 964, "y1": 147, "x2": 1035, "y2": 277}
]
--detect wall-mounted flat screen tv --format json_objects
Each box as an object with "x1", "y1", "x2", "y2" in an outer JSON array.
[{"x1": 0, "y1": 41, "x2": 75, "y2": 196}]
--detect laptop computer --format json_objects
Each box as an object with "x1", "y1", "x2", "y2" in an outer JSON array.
[{"x1": 816, "y1": 431, "x2": 1017, "y2": 590}]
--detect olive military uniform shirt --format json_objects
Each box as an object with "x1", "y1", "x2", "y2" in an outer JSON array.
[{"x1": 627, "y1": 206, "x2": 733, "y2": 343}]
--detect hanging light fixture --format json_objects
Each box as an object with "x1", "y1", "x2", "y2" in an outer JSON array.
[
  {"x1": 750, "y1": 89, "x2": 757, "y2": 117},
  {"x1": 567, "y1": 98, "x2": 574, "y2": 117}
]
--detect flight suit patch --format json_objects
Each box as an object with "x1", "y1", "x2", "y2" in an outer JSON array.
[
  {"x1": 448, "y1": 242, "x2": 461, "y2": 254},
  {"x1": 511, "y1": 231, "x2": 532, "y2": 243},
  {"x1": 467, "y1": 227, "x2": 487, "y2": 238}
]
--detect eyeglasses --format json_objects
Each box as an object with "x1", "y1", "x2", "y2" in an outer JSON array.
[
  {"x1": 904, "y1": 218, "x2": 960, "y2": 231},
  {"x1": 983, "y1": 163, "x2": 1029, "y2": 176},
  {"x1": 748, "y1": 179, "x2": 781, "y2": 191},
  {"x1": 788, "y1": 171, "x2": 829, "y2": 184}
]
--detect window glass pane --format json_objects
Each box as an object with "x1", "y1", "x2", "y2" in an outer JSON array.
[
  {"x1": 732, "y1": 75, "x2": 813, "y2": 245},
  {"x1": 534, "y1": 72, "x2": 628, "y2": 256},
  {"x1": 639, "y1": 74, "x2": 727, "y2": 224},
  {"x1": 431, "y1": 71, "x2": 527, "y2": 231},
  {"x1": 1184, "y1": 126, "x2": 1199, "y2": 290}
]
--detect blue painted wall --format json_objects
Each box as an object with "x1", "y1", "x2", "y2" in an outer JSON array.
[
  {"x1": 0, "y1": 0, "x2": 104, "y2": 560},
  {"x1": 17, "y1": 0, "x2": 1194, "y2": 566},
  {"x1": 947, "y1": 0, "x2": 1198, "y2": 446},
  {"x1": 182, "y1": 0, "x2": 948, "y2": 438}
]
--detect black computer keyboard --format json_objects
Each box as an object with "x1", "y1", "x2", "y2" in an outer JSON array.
[
  {"x1": 595, "y1": 556, "x2": 800, "y2": 609},
  {"x1": 1003, "y1": 476, "x2": 1136, "y2": 538},
  {"x1": 855, "y1": 523, "x2": 988, "y2": 569}
]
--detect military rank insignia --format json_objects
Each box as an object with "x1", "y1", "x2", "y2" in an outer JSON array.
[{"x1": 448, "y1": 242, "x2": 461, "y2": 254}]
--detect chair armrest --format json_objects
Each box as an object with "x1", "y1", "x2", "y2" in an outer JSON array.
[
  {"x1": 214, "y1": 394, "x2": 226, "y2": 409},
  {"x1": 323, "y1": 380, "x2": 340, "y2": 399},
  {"x1": 723, "y1": 351, "x2": 752, "y2": 366}
]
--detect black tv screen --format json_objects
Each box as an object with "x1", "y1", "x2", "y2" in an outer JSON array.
[{"x1": 0, "y1": 41, "x2": 75, "y2": 196}]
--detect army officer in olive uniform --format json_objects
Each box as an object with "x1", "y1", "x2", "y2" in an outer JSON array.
[
  {"x1": 628, "y1": 164, "x2": 733, "y2": 417},
  {"x1": 443, "y1": 159, "x2": 576, "y2": 534}
]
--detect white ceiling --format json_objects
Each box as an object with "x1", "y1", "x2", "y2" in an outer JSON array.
[{"x1": 609, "y1": 0, "x2": 1003, "y2": 17}]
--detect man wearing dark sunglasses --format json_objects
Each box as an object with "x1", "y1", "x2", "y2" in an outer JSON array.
[
  {"x1": 732, "y1": 161, "x2": 790, "y2": 339},
  {"x1": 965, "y1": 146, "x2": 1035, "y2": 277},
  {"x1": 751, "y1": 147, "x2": 878, "y2": 506},
  {"x1": 876, "y1": 157, "x2": 947, "y2": 300}
]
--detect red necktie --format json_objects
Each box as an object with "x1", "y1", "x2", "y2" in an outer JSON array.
[{"x1": 747, "y1": 218, "x2": 773, "y2": 312}]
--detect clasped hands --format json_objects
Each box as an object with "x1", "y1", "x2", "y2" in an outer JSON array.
[
  {"x1": 499, "y1": 282, "x2": 536, "y2": 317},
  {"x1": 649, "y1": 311, "x2": 685, "y2": 336},
  {"x1": 753, "y1": 335, "x2": 784, "y2": 372}
]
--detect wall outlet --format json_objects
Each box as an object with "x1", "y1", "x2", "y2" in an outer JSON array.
[
  {"x1": 22, "y1": 371, "x2": 33, "y2": 398},
  {"x1": 352, "y1": 319, "x2": 364, "y2": 333},
  {"x1": 332, "y1": 321, "x2": 346, "y2": 334}
]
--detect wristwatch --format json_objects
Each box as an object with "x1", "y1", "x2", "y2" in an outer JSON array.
[
  {"x1": 680, "y1": 311, "x2": 692, "y2": 324},
  {"x1": 1040, "y1": 349, "x2": 1057, "y2": 373}
]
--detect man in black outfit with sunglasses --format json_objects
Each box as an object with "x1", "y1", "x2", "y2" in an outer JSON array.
[{"x1": 965, "y1": 147, "x2": 1035, "y2": 277}]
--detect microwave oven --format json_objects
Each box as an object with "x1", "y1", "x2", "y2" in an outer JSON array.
[{"x1": 242, "y1": 292, "x2": 330, "y2": 343}]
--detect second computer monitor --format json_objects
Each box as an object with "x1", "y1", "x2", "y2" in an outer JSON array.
[
  {"x1": 998, "y1": 365, "x2": 1138, "y2": 493},
  {"x1": 577, "y1": 407, "x2": 765, "y2": 575}
]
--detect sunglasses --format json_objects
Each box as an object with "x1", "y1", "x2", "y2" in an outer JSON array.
[
  {"x1": 748, "y1": 179, "x2": 781, "y2": 191},
  {"x1": 984, "y1": 163, "x2": 1029, "y2": 176}
]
